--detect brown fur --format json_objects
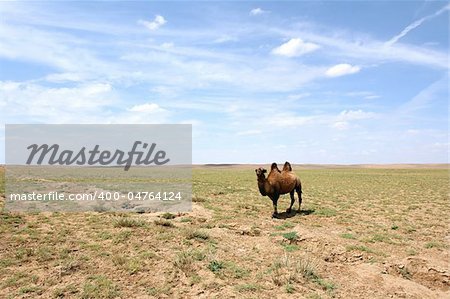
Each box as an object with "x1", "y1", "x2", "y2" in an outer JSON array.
[{"x1": 255, "y1": 161, "x2": 302, "y2": 218}]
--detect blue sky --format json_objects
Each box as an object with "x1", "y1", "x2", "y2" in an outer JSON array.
[{"x1": 0, "y1": 1, "x2": 448, "y2": 164}]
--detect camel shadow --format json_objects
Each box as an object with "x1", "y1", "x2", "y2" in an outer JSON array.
[{"x1": 273, "y1": 208, "x2": 315, "y2": 219}]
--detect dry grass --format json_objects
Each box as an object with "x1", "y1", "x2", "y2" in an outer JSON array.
[{"x1": 0, "y1": 166, "x2": 448, "y2": 298}]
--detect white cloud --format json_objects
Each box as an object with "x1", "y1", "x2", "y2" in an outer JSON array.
[
  {"x1": 325, "y1": 64, "x2": 361, "y2": 77},
  {"x1": 406, "y1": 129, "x2": 420, "y2": 135},
  {"x1": 422, "y1": 41, "x2": 439, "y2": 47},
  {"x1": 268, "y1": 114, "x2": 316, "y2": 127},
  {"x1": 346, "y1": 91, "x2": 372, "y2": 97},
  {"x1": 151, "y1": 86, "x2": 178, "y2": 98},
  {"x1": 214, "y1": 35, "x2": 237, "y2": 43},
  {"x1": 45, "y1": 73, "x2": 86, "y2": 83},
  {"x1": 0, "y1": 23, "x2": 114, "y2": 74},
  {"x1": 250, "y1": 8, "x2": 268, "y2": 16},
  {"x1": 386, "y1": 4, "x2": 450, "y2": 46},
  {"x1": 287, "y1": 93, "x2": 310, "y2": 100},
  {"x1": 0, "y1": 81, "x2": 116, "y2": 123},
  {"x1": 121, "y1": 47, "x2": 327, "y2": 92},
  {"x1": 179, "y1": 119, "x2": 202, "y2": 126},
  {"x1": 338, "y1": 109, "x2": 375, "y2": 121},
  {"x1": 237, "y1": 129, "x2": 261, "y2": 136},
  {"x1": 0, "y1": 81, "x2": 172, "y2": 124},
  {"x1": 265, "y1": 109, "x2": 375, "y2": 130},
  {"x1": 83, "y1": 83, "x2": 112, "y2": 94},
  {"x1": 278, "y1": 24, "x2": 447, "y2": 69},
  {"x1": 274, "y1": 144, "x2": 286, "y2": 149},
  {"x1": 332, "y1": 121, "x2": 349, "y2": 130},
  {"x1": 272, "y1": 38, "x2": 320, "y2": 57},
  {"x1": 345, "y1": 91, "x2": 380, "y2": 100},
  {"x1": 138, "y1": 15, "x2": 167, "y2": 31},
  {"x1": 161, "y1": 42, "x2": 174, "y2": 49},
  {"x1": 398, "y1": 76, "x2": 448, "y2": 115},
  {"x1": 0, "y1": 81, "x2": 21, "y2": 91},
  {"x1": 128, "y1": 103, "x2": 165, "y2": 113},
  {"x1": 331, "y1": 110, "x2": 375, "y2": 130}
]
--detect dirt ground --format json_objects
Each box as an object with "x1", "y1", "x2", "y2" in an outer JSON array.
[{"x1": 0, "y1": 165, "x2": 448, "y2": 298}]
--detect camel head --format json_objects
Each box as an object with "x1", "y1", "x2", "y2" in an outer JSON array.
[{"x1": 255, "y1": 167, "x2": 267, "y2": 180}]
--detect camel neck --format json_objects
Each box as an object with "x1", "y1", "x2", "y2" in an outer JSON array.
[{"x1": 257, "y1": 178, "x2": 270, "y2": 196}]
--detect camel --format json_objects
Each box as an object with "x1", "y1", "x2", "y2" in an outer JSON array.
[{"x1": 255, "y1": 162, "x2": 302, "y2": 218}]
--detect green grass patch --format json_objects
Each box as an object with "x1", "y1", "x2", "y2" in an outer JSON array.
[
  {"x1": 192, "y1": 196, "x2": 206, "y2": 203},
  {"x1": 340, "y1": 233, "x2": 356, "y2": 239},
  {"x1": 0, "y1": 258, "x2": 15, "y2": 268},
  {"x1": 97, "y1": 231, "x2": 113, "y2": 240},
  {"x1": 113, "y1": 217, "x2": 146, "y2": 228},
  {"x1": 186, "y1": 229, "x2": 210, "y2": 241},
  {"x1": 0, "y1": 213, "x2": 25, "y2": 226},
  {"x1": 283, "y1": 244, "x2": 300, "y2": 252},
  {"x1": 19, "y1": 285, "x2": 43, "y2": 295},
  {"x1": 53, "y1": 284, "x2": 78, "y2": 298},
  {"x1": 314, "y1": 277, "x2": 336, "y2": 292},
  {"x1": 225, "y1": 262, "x2": 249, "y2": 279},
  {"x1": 282, "y1": 231, "x2": 298, "y2": 242},
  {"x1": 314, "y1": 207, "x2": 337, "y2": 217},
  {"x1": 82, "y1": 275, "x2": 120, "y2": 299},
  {"x1": 236, "y1": 283, "x2": 262, "y2": 292},
  {"x1": 285, "y1": 282, "x2": 295, "y2": 293},
  {"x1": 174, "y1": 249, "x2": 205, "y2": 273},
  {"x1": 367, "y1": 233, "x2": 392, "y2": 243},
  {"x1": 208, "y1": 260, "x2": 224, "y2": 273},
  {"x1": 154, "y1": 219, "x2": 175, "y2": 227},
  {"x1": 112, "y1": 255, "x2": 141, "y2": 274},
  {"x1": 36, "y1": 246, "x2": 55, "y2": 262},
  {"x1": 112, "y1": 230, "x2": 132, "y2": 244},
  {"x1": 425, "y1": 241, "x2": 446, "y2": 249},
  {"x1": 3, "y1": 271, "x2": 37, "y2": 288},
  {"x1": 345, "y1": 244, "x2": 385, "y2": 256},
  {"x1": 274, "y1": 221, "x2": 296, "y2": 230},
  {"x1": 160, "y1": 212, "x2": 176, "y2": 219}
]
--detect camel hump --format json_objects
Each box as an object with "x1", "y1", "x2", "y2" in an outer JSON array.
[
  {"x1": 283, "y1": 161, "x2": 292, "y2": 171},
  {"x1": 271, "y1": 163, "x2": 281, "y2": 172}
]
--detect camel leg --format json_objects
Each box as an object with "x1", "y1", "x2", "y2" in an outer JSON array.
[
  {"x1": 297, "y1": 188, "x2": 302, "y2": 211},
  {"x1": 287, "y1": 190, "x2": 295, "y2": 213},
  {"x1": 271, "y1": 195, "x2": 279, "y2": 218}
]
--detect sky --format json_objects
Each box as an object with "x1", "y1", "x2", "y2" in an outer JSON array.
[{"x1": 0, "y1": 1, "x2": 448, "y2": 164}]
